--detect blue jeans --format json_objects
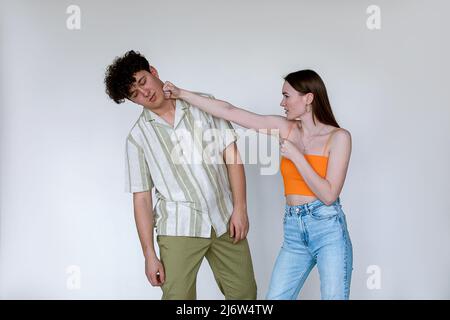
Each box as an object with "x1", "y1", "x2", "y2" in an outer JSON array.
[{"x1": 266, "y1": 198, "x2": 353, "y2": 300}]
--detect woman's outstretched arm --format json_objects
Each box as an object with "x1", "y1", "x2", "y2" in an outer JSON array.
[{"x1": 163, "y1": 81, "x2": 289, "y2": 135}]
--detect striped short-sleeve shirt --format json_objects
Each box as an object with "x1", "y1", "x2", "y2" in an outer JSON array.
[{"x1": 124, "y1": 96, "x2": 238, "y2": 238}]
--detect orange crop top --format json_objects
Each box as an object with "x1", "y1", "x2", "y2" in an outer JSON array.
[{"x1": 280, "y1": 124, "x2": 339, "y2": 196}]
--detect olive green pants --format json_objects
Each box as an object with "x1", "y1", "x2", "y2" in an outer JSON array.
[{"x1": 157, "y1": 228, "x2": 257, "y2": 300}]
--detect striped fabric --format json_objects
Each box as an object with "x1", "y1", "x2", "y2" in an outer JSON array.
[{"x1": 124, "y1": 96, "x2": 238, "y2": 238}]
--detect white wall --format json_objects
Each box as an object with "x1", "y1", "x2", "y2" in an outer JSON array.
[{"x1": 1, "y1": 0, "x2": 449, "y2": 299}]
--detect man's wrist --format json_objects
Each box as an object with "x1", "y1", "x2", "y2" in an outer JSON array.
[
  {"x1": 233, "y1": 203, "x2": 247, "y2": 212},
  {"x1": 144, "y1": 249, "x2": 157, "y2": 260}
]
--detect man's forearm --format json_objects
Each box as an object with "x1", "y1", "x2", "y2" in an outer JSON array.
[
  {"x1": 133, "y1": 193, "x2": 157, "y2": 259},
  {"x1": 228, "y1": 164, "x2": 247, "y2": 209},
  {"x1": 224, "y1": 143, "x2": 247, "y2": 210}
]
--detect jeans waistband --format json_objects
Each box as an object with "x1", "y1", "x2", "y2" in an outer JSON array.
[{"x1": 285, "y1": 197, "x2": 341, "y2": 215}]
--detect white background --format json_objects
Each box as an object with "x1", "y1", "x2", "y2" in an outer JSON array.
[{"x1": 1, "y1": 0, "x2": 449, "y2": 299}]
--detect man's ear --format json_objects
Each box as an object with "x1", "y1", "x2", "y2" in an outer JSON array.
[{"x1": 150, "y1": 66, "x2": 159, "y2": 79}]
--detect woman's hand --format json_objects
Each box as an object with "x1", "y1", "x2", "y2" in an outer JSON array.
[
  {"x1": 280, "y1": 138, "x2": 304, "y2": 162},
  {"x1": 162, "y1": 81, "x2": 182, "y2": 99}
]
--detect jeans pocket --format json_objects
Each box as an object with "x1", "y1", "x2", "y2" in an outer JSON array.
[{"x1": 311, "y1": 204, "x2": 340, "y2": 220}]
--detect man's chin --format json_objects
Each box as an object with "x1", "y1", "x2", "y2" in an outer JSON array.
[{"x1": 141, "y1": 97, "x2": 167, "y2": 110}]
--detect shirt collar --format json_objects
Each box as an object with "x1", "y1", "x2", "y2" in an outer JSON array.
[{"x1": 143, "y1": 99, "x2": 189, "y2": 128}]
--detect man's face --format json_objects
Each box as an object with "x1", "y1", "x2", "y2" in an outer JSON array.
[{"x1": 128, "y1": 68, "x2": 165, "y2": 110}]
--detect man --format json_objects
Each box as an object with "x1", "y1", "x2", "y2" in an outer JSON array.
[{"x1": 104, "y1": 50, "x2": 257, "y2": 299}]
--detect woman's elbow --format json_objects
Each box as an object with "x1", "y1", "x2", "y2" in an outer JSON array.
[{"x1": 322, "y1": 193, "x2": 339, "y2": 206}]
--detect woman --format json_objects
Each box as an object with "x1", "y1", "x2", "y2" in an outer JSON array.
[{"x1": 163, "y1": 70, "x2": 353, "y2": 300}]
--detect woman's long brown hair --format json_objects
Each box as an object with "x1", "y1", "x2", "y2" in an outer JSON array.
[{"x1": 284, "y1": 70, "x2": 340, "y2": 128}]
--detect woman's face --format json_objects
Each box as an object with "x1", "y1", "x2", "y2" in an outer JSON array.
[{"x1": 280, "y1": 81, "x2": 312, "y2": 120}]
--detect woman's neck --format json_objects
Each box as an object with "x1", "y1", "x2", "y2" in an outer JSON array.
[{"x1": 297, "y1": 114, "x2": 325, "y2": 137}]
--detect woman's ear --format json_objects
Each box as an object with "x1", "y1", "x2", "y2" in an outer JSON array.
[
  {"x1": 150, "y1": 66, "x2": 160, "y2": 78},
  {"x1": 306, "y1": 92, "x2": 314, "y2": 105}
]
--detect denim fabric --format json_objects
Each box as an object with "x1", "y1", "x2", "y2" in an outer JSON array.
[{"x1": 266, "y1": 198, "x2": 353, "y2": 300}]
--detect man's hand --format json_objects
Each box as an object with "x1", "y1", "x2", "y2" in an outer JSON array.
[
  {"x1": 145, "y1": 256, "x2": 165, "y2": 286},
  {"x1": 229, "y1": 207, "x2": 249, "y2": 244}
]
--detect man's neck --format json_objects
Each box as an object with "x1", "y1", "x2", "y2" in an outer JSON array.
[{"x1": 152, "y1": 99, "x2": 176, "y2": 127}]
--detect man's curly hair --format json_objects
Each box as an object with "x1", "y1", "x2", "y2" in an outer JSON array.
[{"x1": 104, "y1": 50, "x2": 150, "y2": 104}]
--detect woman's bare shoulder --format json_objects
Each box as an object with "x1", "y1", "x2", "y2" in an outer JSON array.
[
  {"x1": 329, "y1": 127, "x2": 352, "y2": 150},
  {"x1": 333, "y1": 127, "x2": 351, "y2": 139}
]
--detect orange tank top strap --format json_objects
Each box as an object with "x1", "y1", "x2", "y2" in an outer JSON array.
[{"x1": 322, "y1": 128, "x2": 341, "y2": 156}]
